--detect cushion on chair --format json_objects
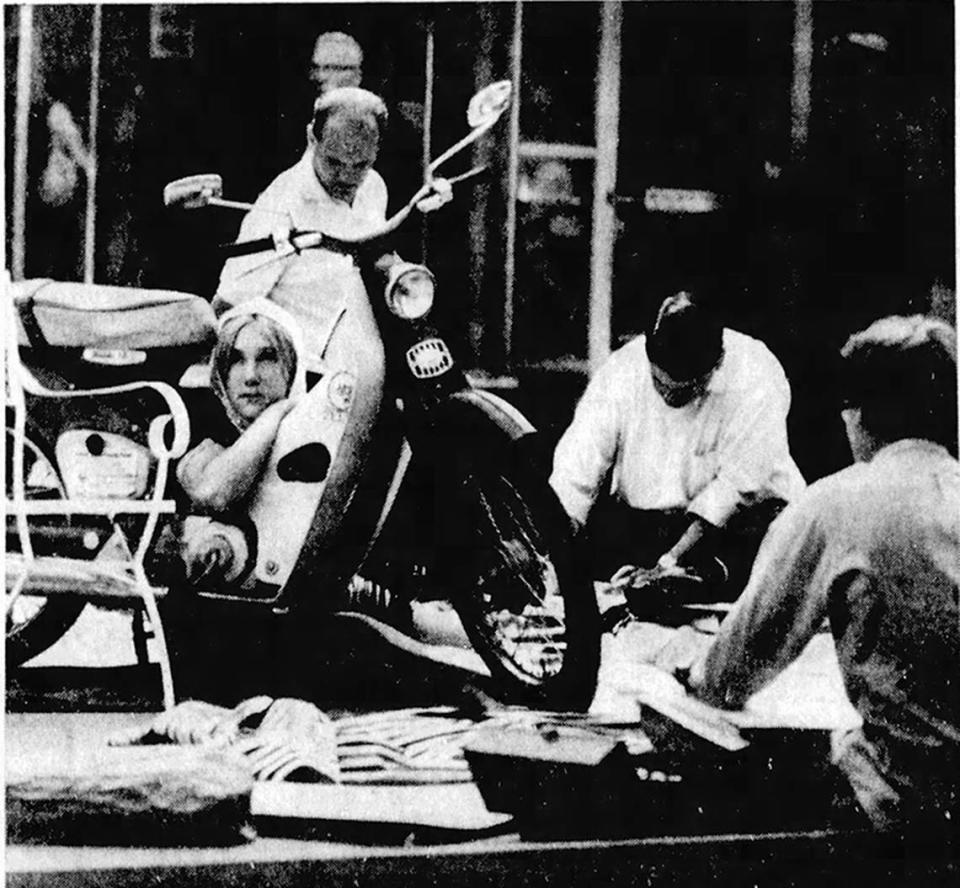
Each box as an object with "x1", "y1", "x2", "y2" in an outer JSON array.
[
  {"x1": 5, "y1": 554, "x2": 168, "y2": 604},
  {"x1": 11, "y1": 280, "x2": 216, "y2": 350}
]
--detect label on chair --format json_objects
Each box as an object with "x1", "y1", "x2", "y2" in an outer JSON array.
[
  {"x1": 56, "y1": 430, "x2": 151, "y2": 499},
  {"x1": 82, "y1": 347, "x2": 147, "y2": 366}
]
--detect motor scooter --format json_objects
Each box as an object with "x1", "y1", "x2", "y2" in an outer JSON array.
[{"x1": 6, "y1": 82, "x2": 601, "y2": 710}]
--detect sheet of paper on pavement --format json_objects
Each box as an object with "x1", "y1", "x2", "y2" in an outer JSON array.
[
  {"x1": 591, "y1": 625, "x2": 862, "y2": 743},
  {"x1": 730, "y1": 633, "x2": 862, "y2": 731},
  {"x1": 251, "y1": 781, "x2": 512, "y2": 830}
]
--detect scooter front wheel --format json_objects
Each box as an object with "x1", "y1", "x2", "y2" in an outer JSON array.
[{"x1": 447, "y1": 465, "x2": 600, "y2": 711}]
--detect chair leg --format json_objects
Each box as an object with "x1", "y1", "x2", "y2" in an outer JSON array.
[
  {"x1": 132, "y1": 574, "x2": 176, "y2": 711},
  {"x1": 132, "y1": 609, "x2": 150, "y2": 666}
]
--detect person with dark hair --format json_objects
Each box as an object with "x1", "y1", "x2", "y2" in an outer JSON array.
[
  {"x1": 214, "y1": 87, "x2": 448, "y2": 374},
  {"x1": 550, "y1": 291, "x2": 805, "y2": 593},
  {"x1": 672, "y1": 314, "x2": 959, "y2": 840}
]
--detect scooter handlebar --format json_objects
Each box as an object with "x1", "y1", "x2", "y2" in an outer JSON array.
[
  {"x1": 218, "y1": 196, "x2": 422, "y2": 260},
  {"x1": 218, "y1": 229, "x2": 356, "y2": 259}
]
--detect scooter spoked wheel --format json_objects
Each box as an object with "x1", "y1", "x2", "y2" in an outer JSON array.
[
  {"x1": 448, "y1": 466, "x2": 600, "y2": 711},
  {"x1": 5, "y1": 420, "x2": 87, "y2": 667}
]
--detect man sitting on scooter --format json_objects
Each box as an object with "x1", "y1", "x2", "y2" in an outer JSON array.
[
  {"x1": 549, "y1": 291, "x2": 807, "y2": 599},
  {"x1": 175, "y1": 298, "x2": 306, "y2": 584},
  {"x1": 212, "y1": 86, "x2": 449, "y2": 376}
]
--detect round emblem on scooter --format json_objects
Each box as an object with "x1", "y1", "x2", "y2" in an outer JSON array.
[{"x1": 328, "y1": 371, "x2": 356, "y2": 412}]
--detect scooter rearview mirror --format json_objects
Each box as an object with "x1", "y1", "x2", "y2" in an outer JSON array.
[
  {"x1": 427, "y1": 82, "x2": 513, "y2": 178},
  {"x1": 466, "y1": 80, "x2": 512, "y2": 129},
  {"x1": 163, "y1": 173, "x2": 224, "y2": 209}
]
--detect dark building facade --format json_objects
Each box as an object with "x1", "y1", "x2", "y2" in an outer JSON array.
[{"x1": 5, "y1": 2, "x2": 955, "y2": 482}]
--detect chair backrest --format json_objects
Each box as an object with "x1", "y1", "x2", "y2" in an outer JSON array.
[
  {"x1": 10, "y1": 279, "x2": 216, "y2": 350},
  {"x1": 4, "y1": 270, "x2": 193, "y2": 566},
  {"x1": 6, "y1": 272, "x2": 35, "y2": 562}
]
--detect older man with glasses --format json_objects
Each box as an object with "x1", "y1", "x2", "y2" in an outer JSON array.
[{"x1": 550, "y1": 291, "x2": 806, "y2": 598}]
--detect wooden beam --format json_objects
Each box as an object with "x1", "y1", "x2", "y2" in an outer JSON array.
[
  {"x1": 790, "y1": 0, "x2": 814, "y2": 160},
  {"x1": 83, "y1": 5, "x2": 103, "y2": 283},
  {"x1": 588, "y1": 0, "x2": 622, "y2": 374},
  {"x1": 503, "y1": 0, "x2": 523, "y2": 368},
  {"x1": 421, "y1": 20, "x2": 435, "y2": 261},
  {"x1": 519, "y1": 141, "x2": 597, "y2": 161},
  {"x1": 469, "y1": 4, "x2": 497, "y2": 365},
  {"x1": 12, "y1": 6, "x2": 34, "y2": 281}
]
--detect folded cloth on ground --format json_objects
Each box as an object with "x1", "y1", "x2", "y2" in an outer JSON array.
[
  {"x1": 334, "y1": 707, "x2": 478, "y2": 784},
  {"x1": 109, "y1": 697, "x2": 340, "y2": 784},
  {"x1": 108, "y1": 701, "x2": 485, "y2": 785},
  {"x1": 113, "y1": 702, "x2": 640, "y2": 787}
]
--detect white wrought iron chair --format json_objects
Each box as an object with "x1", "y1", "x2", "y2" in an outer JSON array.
[{"x1": 5, "y1": 278, "x2": 197, "y2": 711}]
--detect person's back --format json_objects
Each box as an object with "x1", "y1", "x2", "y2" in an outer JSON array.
[
  {"x1": 686, "y1": 313, "x2": 960, "y2": 840},
  {"x1": 822, "y1": 440, "x2": 960, "y2": 834}
]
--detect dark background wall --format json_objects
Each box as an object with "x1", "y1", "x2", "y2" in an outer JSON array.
[{"x1": 5, "y1": 2, "x2": 955, "y2": 485}]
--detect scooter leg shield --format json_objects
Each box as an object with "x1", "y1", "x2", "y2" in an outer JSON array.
[{"x1": 260, "y1": 287, "x2": 396, "y2": 615}]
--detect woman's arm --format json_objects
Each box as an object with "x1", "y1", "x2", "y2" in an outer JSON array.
[{"x1": 177, "y1": 399, "x2": 295, "y2": 513}]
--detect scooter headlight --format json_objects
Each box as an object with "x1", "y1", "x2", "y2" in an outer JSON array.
[{"x1": 385, "y1": 264, "x2": 435, "y2": 320}]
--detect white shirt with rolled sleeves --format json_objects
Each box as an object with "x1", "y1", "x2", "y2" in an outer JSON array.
[
  {"x1": 214, "y1": 149, "x2": 388, "y2": 372},
  {"x1": 549, "y1": 329, "x2": 806, "y2": 528}
]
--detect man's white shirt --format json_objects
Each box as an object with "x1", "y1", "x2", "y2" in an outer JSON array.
[
  {"x1": 549, "y1": 329, "x2": 806, "y2": 527},
  {"x1": 215, "y1": 150, "x2": 388, "y2": 371}
]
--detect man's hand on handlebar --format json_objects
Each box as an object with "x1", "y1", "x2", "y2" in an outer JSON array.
[
  {"x1": 271, "y1": 223, "x2": 296, "y2": 256},
  {"x1": 415, "y1": 178, "x2": 453, "y2": 214}
]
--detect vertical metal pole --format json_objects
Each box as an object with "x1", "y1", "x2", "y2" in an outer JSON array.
[
  {"x1": 790, "y1": 0, "x2": 814, "y2": 160},
  {"x1": 83, "y1": 4, "x2": 103, "y2": 283},
  {"x1": 12, "y1": 6, "x2": 34, "y2": 281},
  {"x1": 588, "y1": 0, "x2": 622, "y2": 373},
  {"x1": 421, "y1": 21, "x2": 435, "y2": 261},
  {"x1": 469, "y1": 4, "x2": 496, "y2": 365},
  {"x1": 422, "y1": 23, "x2": 434, "y2": 179},
  {"x1": 502, "y1": 0, "x2": 523, "y2": 368}
]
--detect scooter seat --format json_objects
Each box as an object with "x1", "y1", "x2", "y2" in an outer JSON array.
[{"x1": 11, "y1": 279, "x2": 216, "y2": 350}]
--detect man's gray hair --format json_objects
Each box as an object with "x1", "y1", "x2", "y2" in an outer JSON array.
[{"x1": 311, "y1": 87, "x2": 388, "y2": 139}]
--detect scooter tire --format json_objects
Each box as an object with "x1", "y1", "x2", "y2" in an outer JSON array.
[
  {"x1": 426, "y1": 392, "x2": 599, "y2": 710},
  {"x1": 5, "y1": 418, "x2": 87, "y2": 667},
  {"x1": 449, "y1": 464, "x2": 600, "y2": 711}
]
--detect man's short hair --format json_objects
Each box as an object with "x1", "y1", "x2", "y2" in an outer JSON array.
[
  {"x1": 841, "y1": 314, "x2": 958, "y2": 452},
  {"x1": 645, "y1": 292, "x2": 724, "y2": 381},
  {"x1": 310, "y1": 87, "x2": 388, "y2": 141}
]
